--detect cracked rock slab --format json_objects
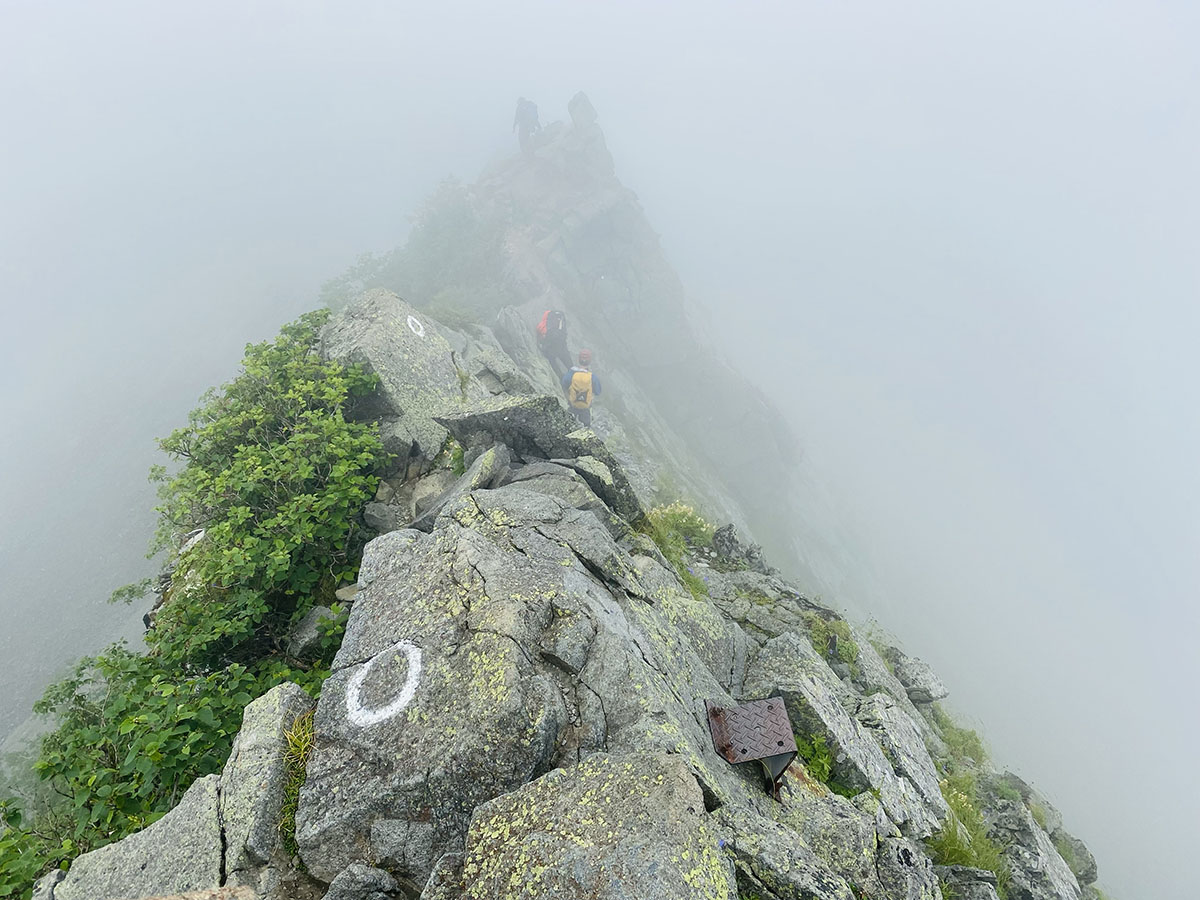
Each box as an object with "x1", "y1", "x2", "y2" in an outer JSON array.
[
  {"x1": 460, "y1": 752, "x2": 736, "y2": 900},
  {"x1": 54, "y1": 774, "x2": 223, "y2": 900}
]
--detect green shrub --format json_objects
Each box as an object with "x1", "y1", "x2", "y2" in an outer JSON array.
[
  {"x1": 640, "y1": 502, "x2": 715, "y2": 600},
  {"x1": 0, "y1": 310, "x2": 383, "y2": 897},
  {"x1": 927, "y1": 771, "x2": 1011, "y2": 899},
  {"x1": 932, "y1": 704, "x2": 989, "y2": 765},
  {"x1": 149, "y1": 309, "x2": 384, "y2": 670}
]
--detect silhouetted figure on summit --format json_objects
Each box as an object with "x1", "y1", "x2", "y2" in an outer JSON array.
[{"x1": 513, "y1": 97, "x2": 541, "y2": 155}]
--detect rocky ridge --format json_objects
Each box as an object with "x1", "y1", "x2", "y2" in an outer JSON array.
[{"x1": 34, "y1": 289, "x2": 1103, "y2": 900}]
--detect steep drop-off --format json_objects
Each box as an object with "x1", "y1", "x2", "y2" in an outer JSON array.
[{"x1": 24, "y1": 98, "x2": 1106, "y2": 900}]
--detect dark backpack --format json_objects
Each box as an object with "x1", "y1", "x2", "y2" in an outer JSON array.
[{"x1": 547, "y1": 310, "x2": 566, "y2": 334}]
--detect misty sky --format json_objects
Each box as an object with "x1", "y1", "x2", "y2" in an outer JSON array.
[{"x1": 2, "y1": 3, "x2": 1197, "y2": 898}]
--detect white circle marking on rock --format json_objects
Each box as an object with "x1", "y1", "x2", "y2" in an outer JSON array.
[
  {"x1": 345, "y1": 640, "x2": 423, "y2": 727},
  {"x1": 407, "y1": 315, "x2": 426, "y2": 338}
]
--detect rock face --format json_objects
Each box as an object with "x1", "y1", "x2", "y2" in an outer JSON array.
[
  {"x1": 54, "y1": 774, "x2": 223, "y2": 900},
  {"x1": 321, "y1": 290, "x2": 487, "y2": 467},
  {"x1": 51, "y1": 102, "x2": 1105, "y2": 900},
  {"x1": 989, "y1": 800, "x2": 1082, "y2": 900},
  {"x1": 221, "y1": 683, "x2": 317, "y2": 894},
  {"x1": 882, "y1": 647, "x2": 948, "y2": 705},
  {"x1": 460, "y1": 752, "x2": 735, "y2": 900}
]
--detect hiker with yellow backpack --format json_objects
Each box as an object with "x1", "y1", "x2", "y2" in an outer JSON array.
[{"x1": 561, "y1": 349, "x2": 601, "y2": 426}]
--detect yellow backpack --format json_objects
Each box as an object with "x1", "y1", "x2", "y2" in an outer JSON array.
[{"x1": 568, "y1": 370, "x2": 594, "y2": 409}]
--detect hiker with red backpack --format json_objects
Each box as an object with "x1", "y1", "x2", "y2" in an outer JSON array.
[
  {"x1": 561, "y1": 349, "x2": 601, "y2": 427},
  {"x1": 536, "y1": 309, "x2": 573, "y2": 376}
]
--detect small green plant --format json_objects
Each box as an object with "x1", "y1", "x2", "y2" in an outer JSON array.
[
  {"x1": 436, "y1": 436, "x2": 466, "y2": 477},
  {"x1": 279, "y1": 710, "x2": 316, "y2": 859},
  {"x1": 926, "y1": 771, "x2": 1011, "y2": 899},
  {"x1": 640, "y1": 502, "x2": 716, "y2": 601},
  {"x1": 993, "y1": 780, "x2": 1022, "y2": 804},
  {"x1": 794, "y1": 732, "x2": 834, "y2": 784},
  {"x1": 803, "y1": 614, "x2": 859, "y2": 668},
  {"x1": 1052, "y1": 833, "x2": 1080, "y2": 872},
  {"x1": 932, "y1": 704, "x2": 989, "y2": 766},
  {"x1": 1029, "y1": 801, "x2": 1049, "y2": 831}
]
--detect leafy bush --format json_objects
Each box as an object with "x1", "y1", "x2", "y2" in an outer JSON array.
[
  {"x1": 149, "y1": 309, "x2": 383, "y2": 669},
  {"x1": 0, "y1": 310, "x2": 383, "y2": 896},
  {"x1": 641, "y1": 502, "x2": 716, "y2": 600},
  {"x1": 927, "y1": 771, "x2": 1011, "y2": 899},
  {"x1": 932, "y1": 703, "x2": 989, "y2": 766}
]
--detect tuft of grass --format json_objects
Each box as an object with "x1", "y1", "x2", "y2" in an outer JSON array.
[
  {"x1": 993, "y1": 780, "x2": 1022, "y2": 804},
  {"x1": 640, "y1": 502, "x2": 715, "y2": 601},
  {"x1": 926, "y1": 770, "x2": 1011, "y2": 899},
  {"x1": 932, "y1": 703, "x2": 989, "y2": 765},
  {"x1": 1052, "y1": 832, "x2": 1080, "y2": 872},
  {"x1": 803, "y1": 614, "x2": 859, "y2": 668},
  {"x1": 436, "y1": 437, "x2": 466, "y2": 477},
  {"x1": 278, "y1": 710, "x2": 316, "y2": 859},
  {"x1": 1029, "y1": 801, "x2": 1049, "y2": 831}
]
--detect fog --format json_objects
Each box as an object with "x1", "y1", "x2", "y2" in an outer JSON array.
[{"x1": 2, "y1": 3, "x2": 1196, "y2": 897}]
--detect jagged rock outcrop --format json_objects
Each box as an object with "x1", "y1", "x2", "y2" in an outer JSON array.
[
  {"x1": 42, "y1": 685, "x2": 316, "y2": 900},
  {"x1": 47, "y1": 106, "x2": 1106, "y2": 900}
]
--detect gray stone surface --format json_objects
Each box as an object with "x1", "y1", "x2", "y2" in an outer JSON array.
[
  {"x1": 1051, "y1": 827, "x2": 1098, "y2": 885},
  {"x1": 295, "y1": 469, "x2": 752, "y2": 886},
  {"x1": 989, "y1": 800, "x2": 1082, "y2": 900},
  {"x1": 459, "y1": 753, "x2": 736, "y2": 900},
  {"x1": 883, "y1": 646, "x2": 949, "y2": 704},
  {"x1": 716, "y1": 807, "x2": 855, "y2": 900},
  {"x1": 419, "y1": 853, "x2": 465, "y2": 900},
  {"x1": 221, "y1": 683, "x2": 316, "y2": 892},
  {"x1": 287, "y1": 606, "x2": 338, "y2": 660},
  {"x1": 320, "y1": 863, "x2": 398, "y2": 900},
  {"x1": 321, "y1": 290, "x2": 488, "y2": 464},
  {"x1": 855, "y1": 693, "x2": 948, "y2": 825},
  {"x1": 410, "y1": 442, "x2": 512, "y2": 531},
  {"x1": 875, "y1": 836, "x2": 942, "y2": 900},
  {"x1": 743, "y1": 631, "x2": 940, "y2": 837},
  {"x1": 55, "y1": 774, "x2": 222, "y2": 900},
  {"x1": 937, "y1": 865, "x2": 1002, "y2": 900}
]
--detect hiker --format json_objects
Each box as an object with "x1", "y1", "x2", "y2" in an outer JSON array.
[
  {"x1": 513, "y1": 97, "x2": 541, "y2": 155},
  {"x1": 562, "y1": 349, "x2": 601, "y2": 426},
  {"x1": 536, "y1": 309, "x2": 572, "y2": 376}
]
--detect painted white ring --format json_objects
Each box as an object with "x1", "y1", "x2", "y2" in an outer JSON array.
[
  {"x1": 407, "y1": 315, "x2": 426, "y2": 338},
  {"x1": 345, "y1": 640, "x2": 423, "y2": 727}
]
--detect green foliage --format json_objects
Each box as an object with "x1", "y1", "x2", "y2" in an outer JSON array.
[
  {"x1": 278, "y1": 709, "x2": 315, "y2": 860},
  {"x1": 1052, "y1": 832, "x2": 1080, "y2": 872},
  {"x1": 640, "y1": 502, "x2": 716, "y2": 601},
  {"x1": 0, "y1": 310, "x2": 380, "y2": 897},
  {"x1": 1029, "y1": 801, "x2": 1049, "y2": 831},
  {"x1": 435, "y1": 436, "x2": 466, "y2": 477},
  {"x1": 794, "y1": 732, "x2": 834, "y2": 784},
  {"x1": 932, "y1": 704, "x2": 989, "y2": 766},
  {"x1": 990, "y1": 779, "x2": 1022, "y2": 805},
  {"x1": 107, "y1": 578, "x2": 152, "y2": 606},
  {"x1": 927, "y1": 771, "x2": 1011, "y2": 899},
  {"x1": 149, "y1": 308, "x2": 384, "y2": 669},
  {"x1": 803, "y1": 614, "x2": 860, "y2": 667}
]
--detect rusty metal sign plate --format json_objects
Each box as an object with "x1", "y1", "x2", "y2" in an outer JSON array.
[{"x1": 706, "y1": 698, "x2": 797, "y2": 766}]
